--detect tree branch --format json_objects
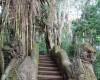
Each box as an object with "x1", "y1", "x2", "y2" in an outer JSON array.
[{"x1": 81, "y1": 0, "x2": 91, "y2": 19}]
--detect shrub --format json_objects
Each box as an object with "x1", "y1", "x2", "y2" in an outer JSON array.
[
  {"x1": 39, "y1": 39, "x2": 47, "y2": 55},
  {"x1": 94, "y1": 51, "x2": 100, "y2": 80}
]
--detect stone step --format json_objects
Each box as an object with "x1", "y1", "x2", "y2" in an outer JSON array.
[
  {"x1": 39, "y1": 62, "x2": 54, "y2": 64},
  {"x1": 38, "y1": 75, "x2": 63, "y2": 80},
  {"x1": 39, "y1": 57, "x2": 53, "y2": 60},
  {"x1": 39, "y1": 63, "x2": 56, "y2": 67},
  {"x1": 39, "y1": 58, "x2": 53, "y2": 61},
  {"x1": 39, "y1": 56, "x2": 50, "y2": 58},
  {"x1": 39, "y1": 55, "x2": 50, "y2": 57},
  {"x1": 39, "y1": 60, "x2": 54, "y2": 63},
  {"x1": 38, "y1": 66, "x2": 58, "y2": 71},
  {"x1": 38, "y1": 71, "x2": 60, "y2": 75}
]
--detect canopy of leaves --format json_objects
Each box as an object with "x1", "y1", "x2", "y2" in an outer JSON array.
[{"x1": 72, "y1": 1, "x2": 100, "y2": 43}]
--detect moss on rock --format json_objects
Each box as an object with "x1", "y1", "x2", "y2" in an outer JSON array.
[{"x1": 80, "y1": 44, "x2": 96, "y2": 53}]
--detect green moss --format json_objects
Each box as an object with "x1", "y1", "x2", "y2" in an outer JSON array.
[
  {"x1": 62, "y1": 61, "x2": 71, "y2": 73},
  {"x1": 30, "y1": 43, "x2": 39, "y2": 58},
  {"x1": 52, "y1": 45, "x2": 61, "y2": 57},
  {"x1": 53, "y1": 45, "x2": 61, "y2": 54},
  {"x1": 57, "y1": 51, "x2": 70, "y2": 62},
  {"x1": 30, "y1": 43, "x2": 39, "y2": 68},
  {"x1": 80, "y1": 44, "x2": 96, "y2": 53},
  {"x1": 51, "y1": 45, "x2": 71, "y2": 78},
  {"x1": 56, "y1": 51, "x2": 71, "y2": 74}
]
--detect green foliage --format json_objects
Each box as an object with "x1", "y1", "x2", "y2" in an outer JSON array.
[
  {"x1": 3, "y1": 24, "x2": 15, "y2": 45},
  {"x1": 3, "y1": 33, "x2": 8, "y2": 46},
  {"x1": 61, "y1": 38, "x2": 81, "y2": 61},
  {"x1": 61, "y1": 35, "x2": 75, "y2": 61},
  {"x1": 35, "y1": 18, "x2": 40, "y2": 26},
  {"x1": 72, "y1": 2, "x2": 100, "y2": 44},
  {"x1": 94, "y1": 51, "x2": 100, "y2": 80},
  {"x1": 39, "y1": 39, "x2": 47, "y2": 55},
  {"x1": 62, "y1": 38, "x2": 72, "y2": 53},
  {"x1": 72, "y1": 2, "x2": 100, "y2": 79}
]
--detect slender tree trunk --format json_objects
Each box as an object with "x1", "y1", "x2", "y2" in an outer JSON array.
[
  {"x1": 0, "y1": 17, "x2": 4, "y2": 76},
  {"x1": 0, "y1": 2, "x2": 5, "y2": 77},
  {"x1": 33, "y1": 26, "x2": 35, "y2": 45},
  {"x1": 31, "y1": 28, "x2": 33, "y2": 49},
  {"x1": 89, "y1": 29, "x2": 94, "y2": 46},
  {"x1": 26, "y1": 25, "x2": 28, "y2": 56},
  {"x1": 58, "y1": 3, "x2": 62, "y2": 25},
  {"x1": 22, "y1": 26, "x2": 26, "y2": 57},
  {"x1": 57, "y1": 0, "x2": 68, "y2": 47},
  {"x1": 83, "y1": 32, "x2": 85, "y2": 43},
  {"x1": 81, "y1": 0, "x2": 91, "y2": 19},
  {"x1": 0, "y1": 36, "x2": 4, "y2": 78},
  {"x1": 45, "y1": 26, "x2": 51, "y2": 54},
  {"x1": 53, "y1": 28, "x2": 57, "y2": 45},
  {"x1": 39, "y1": 31, "x2": 41, "y2": 41},
  {"x1": 72, "y1": 32, "x2": 77, "y2": 56},
  {"x1": 28, "y1": 27, "x2": 31, "y2": 55}
]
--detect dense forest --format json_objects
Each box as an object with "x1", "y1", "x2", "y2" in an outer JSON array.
[{"x1": 0, "y1": 0, "x2": 100, "y2": 80}]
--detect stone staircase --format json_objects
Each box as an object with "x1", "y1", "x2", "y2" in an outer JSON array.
[{"x1": 38, "y1": 55, "x2": 63, "y2": 80}]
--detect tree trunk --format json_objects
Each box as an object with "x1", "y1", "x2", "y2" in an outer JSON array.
[
  {"x1": 89, "y1": 29, "x2": 94, "y2": 46},
  {"x1": 26, "y1": 25, "x2": 28, "y2": 56},
  {"x1": 32, "y1": 26, "x2": 35, "y2": 45},
  {"x1": 22, "y1": 26, "x2": 26, "y2": 58},
  {"x1": 45, "y1": 26, "x2": 51, "y2": 54},
  {"x1": 83, "y1": 32, "x2": 85, "y2": 43},
  {"x1": 28, "y1": 26, "x2": 32, "y2": 55},
  {"x1": 72, "y1": 32, "x2": 77, "y2": 56},
  {"x1": 0, "y1": 36, "x2": 4, "y2": 78},
  {"x1": 53, "y1": 28, "x2": 57, "y2": 45},
  {"x1": 81, "y1": 0, "x2": 91, "y2": 19}
]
